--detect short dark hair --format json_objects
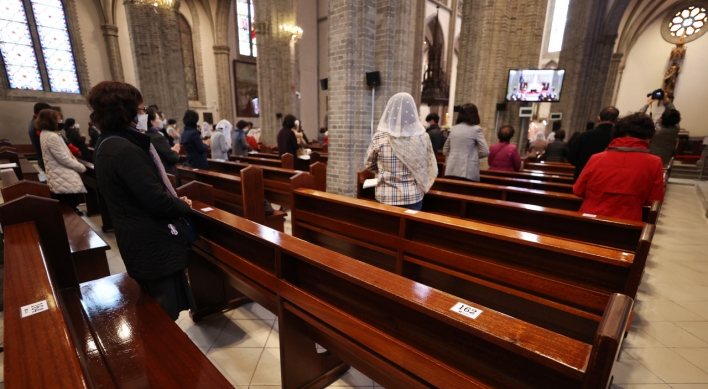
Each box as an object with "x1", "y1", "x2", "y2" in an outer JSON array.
[
  {"x1": 497, "y1": 125, "x2": 515, "y2": 142},
  {"x1": 168, "y1": 118, "x2": 177, "y2": 125},
  {"x1": 146, "y1": 107, "x2": 158, "y2": 124},
  {"x1": 35, "y1": 109, "x2": 61, "y2": 132},
  {"x1": 555, "y1": 129, "x2": 566, "y2": 141},
  {"x1": 319, "y1": 127, "x2": 327, "y2": 133},
  {"x1": 183, "y1": 110, "x2": 199, "y2": 126},
  {"x1": 613, "y1": 113, "x2": 655, "y2": 140},
  {"x1": 599, "y1": 106, "x2": 620, "y2": 122},
  {"x1": 87, "y1": 81, "x2": 143, "y2": 133},
  {"x1": 247, "y1": 121, "x2": 253, "y2": 127},
  {"x1": 148, "y1": 104, "x2": 159, "y2": 111},
  {"x1": 34, "y1": 102, "x2": 51, "y2": 115},
  {"x1": 425, "y1": 113, "x2": 440, "y2": 124},
  {"x1": 661, "y1": 108, "x2": 681, "y2": 127},
  {"x1": 236, "y1": 120, "x2": 249, "y2": 130},
  {"x1": 282, "y1": 114, "x2": 297, "y2": 129},
  {"x1": 456, "y1": 104, "x2": 481, "y2": 126}
]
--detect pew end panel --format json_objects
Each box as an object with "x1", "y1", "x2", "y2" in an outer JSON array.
[
  {"x1": 0, "y1": 179, "x2": 51, "y2": 202},
  {"x1": 582, "y1": 294, "x2": 634, "y2": 389},
  {"x1": 0, "y1": 195, "x2": 79, "y2": 289},
  {"x1": 176, "y1": 180, "x2": 215, "y2": 206},
  {"x1": 357, "y1": 169, "x2": 376, "y2": 200},
  {"x1": 282, "y1": 153, "x2": 295, "y2": 170},
  {"x1": 309, "y1": 161, "x2": 327, "y2": 192},
  {"x1": 241, "y1": 165, "x2": 267, "y2": 225}
]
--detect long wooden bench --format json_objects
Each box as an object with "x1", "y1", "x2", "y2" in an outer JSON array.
[
  {"x1": 77, "y1": 159, "x2": 115, "y2": 232},
  {"x1": 0, "y1": 182, "x2": 111, "y2": 282},
  {"x1": 176, "y1": 165, "x2": 287, "y2": 232},
  {"x1": 291, "y1": 185, "x2": 645, "y2": 339},
  {"x1": 481, "y1": 169, "x2": 575, "y2": 184},
  {"x1": 523, "y1": 161, "x2": 575, "y2": 176},
  {"x1": 479, "y1": 174, "x2": 575, "y2": 194},
  {"x1": 181, "y1": 185, "x2": 632, "y2": 388},
  {"x1": 230, "y1": 153, "x2": 295, "y2": 169},
  {"x1": 1, "y1": 197, "x2": 232, "y2": 389},
  {"x1": 206, "y1": 158, "x2": 327, "y2": 207},
  {"x1": 248, "y1": 151, "x2": 329, "y2": 169},
  {"x1": 358, "y1": 170, "x2": 662, "y2": 224}
]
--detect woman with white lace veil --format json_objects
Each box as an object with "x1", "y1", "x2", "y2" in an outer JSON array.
[{"x1": 364, "y1": 93, "x2": 438, "y2": 211}]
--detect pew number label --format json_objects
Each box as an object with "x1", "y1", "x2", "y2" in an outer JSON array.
[
  {"x1": 404, "y1": 210, "x2": 419, "y2": 214},
  {"x1": 582, "y1": 213, "x2": 597, "y2": 218},
  {"x1": 20, "y1": 300, "x2": 49, "y2": 318},
  {"x1": 450, "y1": 302, "x2": 483, "y2": 320},
  {"x1": 201, "y1": 207, "x2": 214, "y2": 212}
]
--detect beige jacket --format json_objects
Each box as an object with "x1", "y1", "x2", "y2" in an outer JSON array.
[{"x1": 40, "y1": 131, "x2": 87, "y2": 194}]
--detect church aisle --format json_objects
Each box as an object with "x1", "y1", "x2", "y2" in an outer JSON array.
[{"x1": 612, "y1": 184, "x2": 708, "y2": 389}]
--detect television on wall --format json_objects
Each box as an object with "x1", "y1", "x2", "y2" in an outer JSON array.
[{"x1": 505, "y1": 69, "x2": 565, "y2": 102}]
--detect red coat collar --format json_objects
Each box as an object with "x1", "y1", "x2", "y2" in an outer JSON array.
[{"x1": 608, "y1": 137, "x2": 650, "y2": 150}]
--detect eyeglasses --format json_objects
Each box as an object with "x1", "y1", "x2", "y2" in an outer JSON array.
[{"x1": 137, "y1": 106, "x2": 147, "y2": 113}]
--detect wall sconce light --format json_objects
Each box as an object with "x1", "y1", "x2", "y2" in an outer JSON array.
[
  {"x1": 280, "y1": 24, "x2": 303, "y2": 41},
  {"x1": 135, "y1": 0, "x2": 173, "y2": 9}
]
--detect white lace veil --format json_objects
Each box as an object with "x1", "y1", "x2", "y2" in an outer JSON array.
[
  {"x1": 376, "y1": 93, "x2": 438, "y2": 194},
  {"x1": 376, "y1": 93, "x2": 426, "y2": 137}
]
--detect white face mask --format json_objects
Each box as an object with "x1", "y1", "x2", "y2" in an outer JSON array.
[
  {"x1": 75, "y1": 123, "x2": 80, "y2": 129},
  {"x1": 158, "y1": 120, "x2": 164, "y2": 129},
  {"x1": 136, "y1": 114, "x2": 148, "y2": 131}
]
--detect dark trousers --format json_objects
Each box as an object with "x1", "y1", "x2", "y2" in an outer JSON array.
[{"x1": 51, "y1": 193, "x2": 80, "y2": 209}]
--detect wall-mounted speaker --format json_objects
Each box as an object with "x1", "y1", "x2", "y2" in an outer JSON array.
[
  {"x1": 549, "y1": 112, "x2": 562, "y2": 121},
  {"x1": 366, "y1": 71, "x2": 381, "y2": 87},
  {"x1": 519, "y1": 107, "x2": 534, "y2": 118},
  {"x1": 320, "y1": 78, "x2": 328, "y2": 91}
]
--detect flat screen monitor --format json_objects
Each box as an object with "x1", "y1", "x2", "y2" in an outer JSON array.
[{"x1": 506, "y1": 69, "x2": 565, "y2": 102}]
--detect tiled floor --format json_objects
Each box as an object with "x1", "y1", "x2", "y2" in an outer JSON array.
[{"x1": 2, "y1": 179, "x2": 708, "y2": 388}]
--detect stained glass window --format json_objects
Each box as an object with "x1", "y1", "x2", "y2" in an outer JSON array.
[
  {"x1": 178, "y1": 14, "x2": 198, "y2": 101},
  {"x1": 668, "y1": 6, "x2": 707, "y2": 38},
  {"x1": 30, "y1": 0, "x2": 80, "y2": 93},
  {"x1": 547, "y1": 0, "x2": 570, "y2": 53},
  {"x1": 237, "y1": 0, "x2": 256, "y2": 57},
  {"x1": 0, "y1": 0, "x2": 43, "y2": 90}
]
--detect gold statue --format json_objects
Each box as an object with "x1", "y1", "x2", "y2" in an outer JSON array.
[
  {"x1": 670, "y1": 36, "x2": 687, "y2": 60},
  {"x1": 663, "y1": 37, "x2": 687, "y2": 99}
]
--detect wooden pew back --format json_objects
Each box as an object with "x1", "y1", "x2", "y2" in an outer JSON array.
[
  {"x1": 481, "y1": 169, "x2": 575, "y2": 184},
  {"x1": 523, "y1": 161, "x2": 575, "y2": 176},
  {"x1": 230, "y1": 152, "x2": 295, "y2": 169}
]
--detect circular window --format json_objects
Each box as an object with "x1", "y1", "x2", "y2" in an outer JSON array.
[{"x1": 662, "y1": 3, "x2": 708, "y2": 43}]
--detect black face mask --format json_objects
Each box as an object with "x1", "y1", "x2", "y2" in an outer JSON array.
[{"x1": 58, "y1": 123, "x2": 64, "y2": 130}]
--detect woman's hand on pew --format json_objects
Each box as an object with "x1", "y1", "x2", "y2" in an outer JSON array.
[{"x1": 180, "y1": 196, "x2": 193, "y2": 208}]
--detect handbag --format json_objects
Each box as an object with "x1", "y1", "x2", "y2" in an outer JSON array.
[{"x1": 174, "y1": 216, "x2": 199, "y2": 245}]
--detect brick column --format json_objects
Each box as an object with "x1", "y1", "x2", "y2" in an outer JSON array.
[
  {"x1": 326, "y1": 0, "x2": 422, "y2": 196},
  {"x1": 101, "y1": 24, "x2": 124, "y2": 82},
  {"x1": 253, "y1": 0, "x2": 299, "y2": 146},
  {"x1": 455, "y1": 0, "x2": 548, "y2": 147},
  {"x1": 213, "y1": 45, "x2": 234, "y2": 123},
  {"x1": 123, "y1": 0, "x2": 188, "y2": 120}
]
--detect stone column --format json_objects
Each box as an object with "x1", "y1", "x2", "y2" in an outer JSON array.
[
  {"x1": 327, "y1": 0, "x2": 376, "y2": 196},
  {"x1": 556, "y1": 0, "x2": 620, "y2": 135},
  {"x1": 326, "y1": 0, "x2": 421, "y2": 196},
  {"x1": 123, "y1": 0, "x2": 188, "y2": 120},
  {"x1": 213, "y1": 45, "x2": 234, "y2": 123},
  {"x1": 101, "y1": 24, "x2": 125, "y2": 82},
  {"x1": 253, "y1": 0, "x2": 299, "y2": 146},
  {"x1": 602, "y1": 53, "x2": 624, "y2": 108},
  {"x1": 455, "y1": 0, "x2": 548, "y2": 146}
]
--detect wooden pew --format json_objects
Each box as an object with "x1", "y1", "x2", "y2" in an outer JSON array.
[
  {"x1": 5, "y1": 143, "x2": 37, "y2": 160},
  {"x1": 523, "y1": 161, "x2": 575, "y2": 176},
  {"x1": 479, "y1": 174, "x2": 575, "y2": 194},
  {"x1": 77, "y1": 159, "x2": 114, "y2": 232},
  {"x1": 182, "y1": 187, "x2": 632, "y2": 388},
  {"x1": 230, "y1": 152, "x2": 295, "y2": 170},
  {"x1": 206, "y1": 158, "x2": 327, "y2": 208},
  {"x1": 1, "y1": 197, "x2": 232, "y2": 389},
  {"x1": 176, "y1": 165, "x2": 287, "y2": 232},
  {"x1": 358, "y1": 170, "x2": 661, "y2": 224},
  {"x1": 247, "y1": 151, "x2": 328, "y2": 170},
  {"x1": 291, "y1": 185, "x2": 645, "y2": 338},
  {"x1": 0, "y1": 182, "x2": 111, "y2": 282},
  {"x1": 481, "y1": 169, "x2": 575, "y2": 184}
]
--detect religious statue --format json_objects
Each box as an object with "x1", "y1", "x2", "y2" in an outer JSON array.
[{"x1": 663, "y1": 37, "x2": 687, "y2": 99}]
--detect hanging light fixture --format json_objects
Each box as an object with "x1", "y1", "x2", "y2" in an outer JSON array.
[{"x1": 279, "y1": 24, "x2": 303, "y2": 41}]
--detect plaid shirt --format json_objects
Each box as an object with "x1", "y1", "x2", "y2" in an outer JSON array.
[{"x1": 365, "y1": 132, "x2": 423, "y2": 205}]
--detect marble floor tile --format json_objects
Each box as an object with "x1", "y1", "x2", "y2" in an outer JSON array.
[
  {"x1": 206, "y1": 347, "x2": 262, "y2": 387},
  {"x1": 178, "y1": 314, "x2": 230, "y2": 349},
  {"x1": 229, "y1": 302, "x2": 277, "y2": 321},
  {"x1": 672, "y1": 348, "x2": 708, "y2": 374},
  {"x1": 328, "y1": 368, "x2": 374, "y2": 387},
  {"x1": 633, "y1": 322, "x2": 708, "y2": 348},
  {"x1": 211, "y1": 319, "x2": 274, "y2": 348},
  {"x1": 625, "y1": 348, "x2": 708, "y2": 383},
  {"x1": 611, "y1": 385, "x2": 671, "y2": 389},
  {"x1": 675, "y1": 322, "x2": 708, "y2": 343},
  {"x1": 250, "y1": 348, "x2": 282, "y2": 386},
  {"x1": 612, "y1": 351, "x2": 665, "y2": 384}
]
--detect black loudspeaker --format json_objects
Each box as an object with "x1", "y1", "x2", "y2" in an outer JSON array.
[
  {"x1": 496, "y1": 103, "x2": 507, "y2": 112},
  {"x1": 320, "y1": 78, "x2": 328, "y2": 91},
  {"x1": 366, "y1": 71, "x2": 381, "y2": 87}
]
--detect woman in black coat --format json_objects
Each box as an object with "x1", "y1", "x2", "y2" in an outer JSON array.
[
  {"x1": 88, "y1": 81, "x2": 195, "y2": 320},
  {"x1": 64, "y1": 118, "x2": 92, "y2": 161},
  {"x1": 181, "y1": 110, "x2": 210, "y2": 169},
  {"x1": 145, "y1": 107, "x2": 181, "y2": 176}
]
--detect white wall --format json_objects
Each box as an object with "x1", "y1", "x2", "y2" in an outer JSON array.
[{"x1": 615, "y1": 18, "x2": 708, "y2": 137}]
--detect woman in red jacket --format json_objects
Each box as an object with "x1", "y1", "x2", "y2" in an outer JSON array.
[{"x1": 573, "y1": 113, "x2": 664, "y2": 221}]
